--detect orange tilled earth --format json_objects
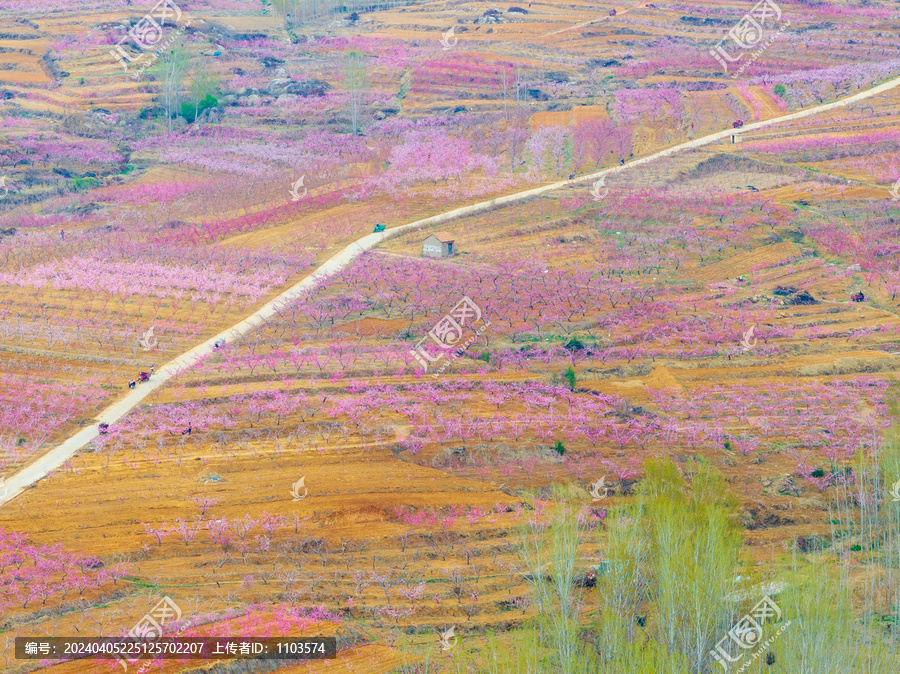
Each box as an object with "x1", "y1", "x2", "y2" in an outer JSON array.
[
  {"x1": 1, "y1": 0, "x2": 900, "y2": 671},
  {"x1": 3, "y1": 220, "x2": 898, "y2": 671}
]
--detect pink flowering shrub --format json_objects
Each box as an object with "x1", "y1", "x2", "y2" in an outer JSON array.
[{"x1": 0, "y1": 255, "x2": 295, "y2": 303}]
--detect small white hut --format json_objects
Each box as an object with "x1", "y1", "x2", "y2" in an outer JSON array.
[{"x1": 422, "y1": 232, "x2": 455, "y2": 258}]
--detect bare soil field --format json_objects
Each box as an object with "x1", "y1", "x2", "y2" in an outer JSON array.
[{"x1": 2, "y1": 0, "x2": 900, "y2": 670}]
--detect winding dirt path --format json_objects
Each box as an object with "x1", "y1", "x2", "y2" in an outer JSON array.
[{"x1": 3, "y1": 72, "x2": 900, "y2": 507}]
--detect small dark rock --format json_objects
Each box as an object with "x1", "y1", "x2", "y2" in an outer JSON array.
[
  {"x1": 284, "y1": 79, "x2": 332, "y2": 97},
  {"x1": 741, "y1": 506, "x2": 785, "y2": 530},
  {"x1": 475, "y1": 9, "x2": 505, "y2": 24},
  {"x1": 545, "y1": 71, "x2": 569, "y2": 83},
  {"x1": 773, "y1": 285, "x2": 799, "y2": 296},
  {"x1": 768, "y1": 474, "x2": 801, "y2": 496},
  {"x1": 70, "y1": 202, "x2": 101, "y2": 216},
  {"x1": 680, "y1": 15, "x2": 732, "y2": 27},
  {"x1": 787, "y1": 290, "x2": 818, "y2": 305},
  {"x1": 197, "y1": 106, "x2": 225, "y2": 123},
  {"x1": 794, "y1": 534, "x2": 827, "y2": 552},
  {"x1": 574, "y1": 571, "x2": 596, "y2": 588}
]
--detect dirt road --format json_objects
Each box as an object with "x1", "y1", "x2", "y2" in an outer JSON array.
[{"x1": 2, "y1": 72, "x2": 899, "y2": 507}]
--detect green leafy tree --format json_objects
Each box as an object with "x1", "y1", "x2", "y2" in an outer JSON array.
[
  {"x1": 646, "y1": 459, "x2": 743, "y2": 671},
  {"x1": 187, "y1": 58, "x2": 219, "y2": 122},
  {"x1": 182, "y1": 94, "x2": 218, "y2": 123},
  {"x1": 593, "y1": 459, "x2": 743, "y2": 672},
  {"x1": 151, "y1": 42, "x2": 190, "y2": 133},
  {"x1": 344, "y1": 50, "x2": 366, "y2": 135},
  {"x1": 519, "y1": 491, "x2": 597, "y2": 672}
]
